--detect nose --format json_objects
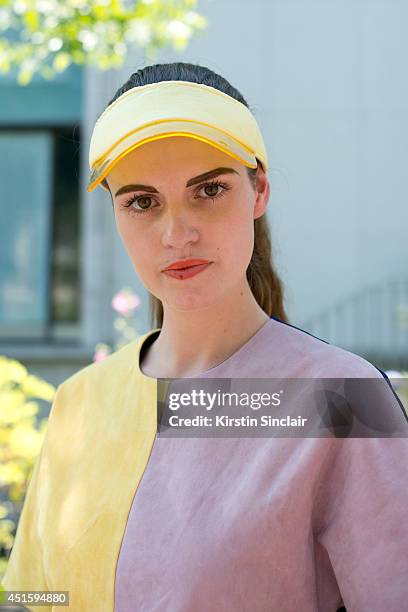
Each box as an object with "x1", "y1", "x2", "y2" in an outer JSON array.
[{"x1": 160, "y1": 209, "x2": 199, "y2": 249}]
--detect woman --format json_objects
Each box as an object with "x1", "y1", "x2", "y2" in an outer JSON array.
[{"x1": 2, "y1": 62, "x2": 408, "y2": 612}]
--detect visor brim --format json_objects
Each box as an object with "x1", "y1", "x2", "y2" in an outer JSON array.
[{"x1": 87, "y1": 121, "x2": 260, "y2": 193}]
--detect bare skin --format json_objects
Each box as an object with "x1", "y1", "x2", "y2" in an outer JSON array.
[{"x1": 105, "y1": 136, "x2": 271, "y2": 379}]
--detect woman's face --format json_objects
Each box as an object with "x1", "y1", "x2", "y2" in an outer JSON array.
[{"x1": 105, "y1": 136, "x2": 269, "y2": 312}]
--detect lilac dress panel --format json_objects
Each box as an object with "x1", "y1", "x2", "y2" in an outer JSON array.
[{"x1": 114, "y1": 317, "x2": 408, "y2": 612}]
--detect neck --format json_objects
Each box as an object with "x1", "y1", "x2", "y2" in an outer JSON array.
[{"x1": 141, "y1": 279, "x2": 270, "y2": 378}]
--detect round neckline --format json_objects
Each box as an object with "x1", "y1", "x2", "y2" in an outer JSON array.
[{"x1": 135, "y1": 317, "x2": 273, "y2": 380}]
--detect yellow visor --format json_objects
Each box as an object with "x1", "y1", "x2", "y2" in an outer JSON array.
[{"x1": 87, "y1": 80, "x2": 269, "y2": 193}]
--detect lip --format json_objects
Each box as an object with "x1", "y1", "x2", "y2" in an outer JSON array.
[
  {"x1": 163, "y1": 258, "x2": 211, "y2": 271},
  {"x1": 162, "y1": 262, "x2": 213, "y2": 280}
]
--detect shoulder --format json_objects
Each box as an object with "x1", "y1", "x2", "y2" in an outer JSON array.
[
  {"x1": 269, "y1": 316, "x2": 387, "y2": 379},
  {"x1": 40, "y1": 337, "x2": 149, "y2": 444},
  {"x1": 54, "y1": 337, "x2": 142, "y2": 406}
]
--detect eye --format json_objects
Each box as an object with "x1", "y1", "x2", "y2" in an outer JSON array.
[
  {"x1": 194, "y1": 180, "x2": 231, "y2": 202},
  {"x1": 121, "y1": 194, "x2": 157, "y2": 215}
]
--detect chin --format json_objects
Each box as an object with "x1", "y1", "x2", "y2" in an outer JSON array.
[{"x1": 162, "y1": 292, "x2": 219, "y2": 312}]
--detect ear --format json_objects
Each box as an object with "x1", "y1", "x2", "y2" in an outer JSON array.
[{"x1": 253, "y1": 165, "x2": 270, "y2": 220}]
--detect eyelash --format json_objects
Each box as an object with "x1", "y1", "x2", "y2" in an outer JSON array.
[{"x1": 121, "y1": 180, "x2": 231, "y2": 216}]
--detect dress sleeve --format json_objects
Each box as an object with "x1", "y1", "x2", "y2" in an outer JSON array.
[
  {"x1": 0, "y1": 385, "x2": 65, "y2": 612},
  {"x1": 315, "y1": 435, "x2": 408, "y2": 612}
]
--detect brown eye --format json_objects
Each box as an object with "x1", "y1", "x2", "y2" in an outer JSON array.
[
  {"x1": 122, "y1": 194, "x2": 157, "y2": 215},
  {"x1": 194, "y1": 180, "x2": 231, "y2": 202},
  {"x1": 203, "y1": 184, "x2": 220, "y2": 197},
  {"x1": 135, "y1": 196, "x2": 153, "y2": 210}
]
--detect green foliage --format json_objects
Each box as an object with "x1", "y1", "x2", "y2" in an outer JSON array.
[
  {"x1": 0, "y1": 0, "x2": 208, "y2": 85},
  {"x1": 0, "y1": 356, "x2": 55, "y2": 573}
]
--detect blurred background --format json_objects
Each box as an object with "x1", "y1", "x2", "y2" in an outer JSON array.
[{"x1": 0, "y1": 0, "x2": 407, "y2": 388}]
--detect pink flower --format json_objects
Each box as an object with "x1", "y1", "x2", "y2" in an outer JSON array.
[
  {"x1": 93, "y1": 346, "x2": 110, "y2": 362},
  {"x1": 112, "y1": 290, "x2": 141, "y2": 317}
]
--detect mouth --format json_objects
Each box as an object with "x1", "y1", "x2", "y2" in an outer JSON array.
[
  {"x1": 163, "y1": 259, "x2": 212, "y2": 272},
  {"x1": 162, "y1": 261, "x2": 213, "y2": 280}
]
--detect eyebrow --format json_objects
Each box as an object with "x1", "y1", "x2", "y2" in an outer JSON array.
[{"x1": 114, "y1": 167, "x2": 240, "y2": 198}]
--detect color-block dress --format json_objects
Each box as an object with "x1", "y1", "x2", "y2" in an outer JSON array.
[{"x1": 2, "y1": 316, "x2": 408, "y2": 612}]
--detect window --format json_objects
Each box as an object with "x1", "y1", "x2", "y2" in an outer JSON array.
[{"x1": 0, "y1": 127, "x2": 81, "y2": 343}]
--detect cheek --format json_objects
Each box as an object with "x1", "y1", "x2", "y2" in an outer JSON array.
[
  {"x1": 117, "y1": 219, "x2": 135, "y2": 254},
  {"x1": 215, "y1": 210, "x2": 255, "y2": 267},
  {"x1": 116, "y1": 218, "x2": 153, "y2": 272}
]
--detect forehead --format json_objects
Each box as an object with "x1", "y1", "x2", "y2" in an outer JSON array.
[{"x1": 105, "y1": 135, "x2": 244, "y2": 185}]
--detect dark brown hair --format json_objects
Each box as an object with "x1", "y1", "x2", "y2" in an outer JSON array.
[{"x1": 101, "y1": 62, "x2": 289, "y2": 329}]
